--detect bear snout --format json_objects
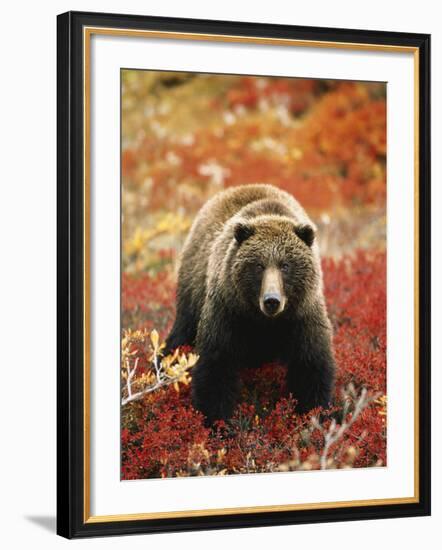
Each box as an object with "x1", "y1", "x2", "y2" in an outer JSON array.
[{"x1": 259, "y1": 267, "x2": 286, "y2": 317}]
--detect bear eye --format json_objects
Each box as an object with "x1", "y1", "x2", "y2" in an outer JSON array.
[
  {"x1": 255, "y1": 262, "x2": 265, "y2": 272},
  {"x1": 281, "y1": 262, "x2": 290, "y2": 272}
]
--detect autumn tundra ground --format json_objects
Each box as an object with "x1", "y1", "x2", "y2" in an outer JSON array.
[{"x1": 120, "y1": 73, "x2": 387, "y2": 479}]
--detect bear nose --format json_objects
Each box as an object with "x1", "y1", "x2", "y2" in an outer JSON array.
[{"x1": 263, "y1": 293, "x2": 281, "y2": 315}]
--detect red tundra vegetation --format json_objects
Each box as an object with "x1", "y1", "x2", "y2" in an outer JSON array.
[{"x1": 120, "y1": 72, "x2": 387, "y2": 479}]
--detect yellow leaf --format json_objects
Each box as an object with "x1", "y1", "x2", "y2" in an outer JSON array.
[
  {"x1": 187, "y1": 353, "x2": 199, "y2": 368},
  {"x1": 166, "y1": 366, "x2": 177, "y2": 377},
  {"x1": 217, "y1": 448, "x2": 226, "y2": 462},
  {"x1": 150, "y1": 329, "x2": 159, "y2": 350}
]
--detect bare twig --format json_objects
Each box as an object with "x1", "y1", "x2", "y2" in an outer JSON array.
[
  {"x1": 125, "y1": 357, "x2": 139, "y2": 401},
  {"x1": 122, "y1": 379, "x2": 167, "y2": 406},
  {"x1": 312, "y1": 385, "x2": 381, "y2": 470}
]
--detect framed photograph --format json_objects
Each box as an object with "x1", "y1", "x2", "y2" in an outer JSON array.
[{"x1": 57, "y1": 11, "x2": 431, "y2": 538}]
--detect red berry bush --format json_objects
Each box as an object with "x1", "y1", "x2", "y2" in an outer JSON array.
[{"x1": 121, "y1": 250, "x2": 386, "y2": 479}]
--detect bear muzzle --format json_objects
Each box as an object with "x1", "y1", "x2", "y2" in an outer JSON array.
[{"x1": 259, "y1": 267, "x2": 286, "y2": 317}]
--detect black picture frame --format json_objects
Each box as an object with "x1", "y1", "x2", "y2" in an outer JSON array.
[{"x1": 57, "y1": 10, "x2": 431, "y2": 539}]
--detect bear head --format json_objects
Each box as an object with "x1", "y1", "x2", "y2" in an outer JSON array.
[{"x1": 231, "y1": 216, "x2": 319, "y2": 319}]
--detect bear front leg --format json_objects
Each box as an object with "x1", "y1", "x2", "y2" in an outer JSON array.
[
  {"x1": 165, "y1": 314, "x2": 197, "y2": 354},
  {"x1": 165, "y1": 291, "x2": 200, "y2": 354},
  {"x1": 191, "y1": 295, "x2": 244, "y2": 424},
  {"x1": 286, "y1": 316, "x2": 335, "y2": 414},
  {"x1": 191, "y1": 352, "x2": 240, "y2": 425}
]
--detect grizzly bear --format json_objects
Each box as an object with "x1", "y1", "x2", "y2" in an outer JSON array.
[{"x1": 166, "y1": 184, "x2": 335, "y2": 424}]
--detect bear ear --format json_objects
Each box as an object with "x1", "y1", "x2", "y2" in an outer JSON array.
[
  {"x1": 294, "y1": 224, "x2": 315, "y2": 247},
  {"x1": 234, "y1": 222, "x2": 255, "y2": 244}
]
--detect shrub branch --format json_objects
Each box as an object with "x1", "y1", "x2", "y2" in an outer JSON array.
[
  {"x1": 121, "y1": 329, "x2": 198, "y2": 406},
  {"x1": 312, "y1": 385, "x2": 381, "y2": 470}
]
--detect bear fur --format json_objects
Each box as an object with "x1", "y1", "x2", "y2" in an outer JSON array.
[{"x1": 166, "y1": 183, "x2": 335, "y2": 424}]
